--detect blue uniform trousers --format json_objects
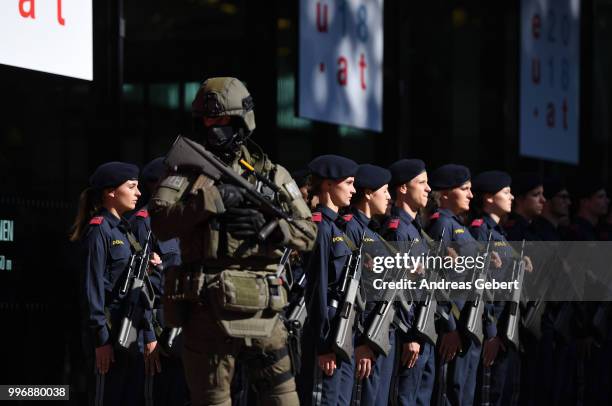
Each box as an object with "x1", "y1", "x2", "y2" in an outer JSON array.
[
  {"x1": 435, "y1": 340, "x2": 480, "y2": 406},
  {"x1": 360, "y1": 331, "x2": 396, "y2": 406},
  {"x1": 476, "y1": 346, "x2": 520, "y2": 406},
  {"x1": 396, "y1": 340, "x2": 435, "y2": 406},
  {"x1": 91, "y1": 349, "x2": 145, "y2": 406},
  {"x1": 298, "y1": 329, "x2": 355, "y2": 406}
]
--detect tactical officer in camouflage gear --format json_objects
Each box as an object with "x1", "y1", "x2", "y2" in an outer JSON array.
[{"x1": 149, "y1": 77, "x2": 316, "y2": 406}]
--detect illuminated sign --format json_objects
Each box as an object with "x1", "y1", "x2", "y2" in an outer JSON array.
[
  {"x1": 298, "y1": 0, "x2": 384, "y2": 132},
  {"x1": 0, "y1": 220, "x2": 14, "y2": 242},
  {"x1": 0, "y1": 256, "x2": 12, "y2": 271},
  {"x1": 0, "y1": 0, "x2": 93, "y2": 80}
]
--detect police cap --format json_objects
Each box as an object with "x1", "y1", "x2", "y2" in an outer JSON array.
[
  {"x1": 355, "y1": 164, "x2": 392, "y2": 190},
  {"x1": 429, "y1": 164, "x2": 471, "y2": 191},
  {"x1": 512, "y1": 172, "x2": 543, "y2": 197},
  {"x1": 89, "y1": 162, "x2": 139, "y2": 190},
  {"x1": 141, "y1": 157, "x2": 167, "y2": 183},
  {"x1": 308, "y1": 155, "x2": 358, "y2": 180},
  {"x1": 472, "y1": 170, "x2": 512, "y2": 194},
  {"x1": 388, "y1": 159, "x2": 426, "y2": 186}
]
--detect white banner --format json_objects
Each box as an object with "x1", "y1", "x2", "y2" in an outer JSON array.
[
  {"x1": 0, "y1": 0, "x2": 93, "y2": 80},
  {"x1": 519, "y1": 0, "x2": 580, "y2": 164},
  {"x1": 298, "y1": 0, "x2": 384, "y2": 132}
]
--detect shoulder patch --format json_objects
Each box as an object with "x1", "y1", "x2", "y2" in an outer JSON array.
[
  {"x1": 343, "y1": 214, "x2": 353, "y2": 222},
  {"x1": 454, "y1": 228, "x2": 465, "y2": 234},
  {"x1": 160, "y1": 175, "x2": 187, "y2": 191},
  {"x1": 470, "y1": 219, "x2": 484, "y2": 227},
  {"x1": 387, "y1": 218, "x2": 400, "y2": 230},
  {"x1": 89, "y1": 216, "x2": 104, "y2": 225},
  {"x1": 136, "y1": 209, "x2": 149, "y2": 218},
  {"x1": 430, "y1": 212, "x2": 440, "y2": 220},
  {"x1": 311, "y1": 212, "x2": 322, "y2": 223}
]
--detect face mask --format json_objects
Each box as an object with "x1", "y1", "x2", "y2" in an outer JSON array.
[{"x1": 206, "y1": 126, "x2": 236, "y2": 150}]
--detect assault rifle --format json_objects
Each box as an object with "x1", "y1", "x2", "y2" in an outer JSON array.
[
  {"x1": 118, "y1": 230, "x2": 156, "y2": 350},
  {"x1": 364, "y1": 240, "x2": 416, "y2": 356},
  {"x1": 504, "y1": 240, "x2": 525, "y2": 350},
  {"x1": 332, "y1": 233, "x2": 366, "y2": 363},
  {"x1": 414, "y1": 230, "x2": 447, "y2": 346},
  {"x1": 164, "y1": 135, "x2": 315, "y2": 242},
  {"x1": 465, "y1": 233, "x2": 493, "y2": 345}
]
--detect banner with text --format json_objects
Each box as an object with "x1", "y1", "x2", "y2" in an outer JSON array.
[
  {"x1": 298, "y1": 0, "x2": 383, "y2": 132},
  {"x1": 0, "y1": 0, "x2": 93, "y2": 80},
  {"x1": 519, "y1": 0, "x2": 580, "y2": 164}
]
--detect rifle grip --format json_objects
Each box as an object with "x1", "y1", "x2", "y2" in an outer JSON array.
[{"x1": 258, "y1": 219, "x2": 279, "y2": 241}]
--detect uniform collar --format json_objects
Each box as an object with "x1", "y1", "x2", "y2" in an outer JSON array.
[
  {"x1": 100, "y1": 208, "x2": 122, "y2": 229},
  {"x1": 392, "y1": 206, "x2": 422, "y2": 230},
  {"x1": 483, "y1": 213, "x2": 505, "y2": 235},
  {"x1": 315, "y1": 204, "x2": 339, "y2": 222},
  {"x1": 439, "y1": 208, "x2": 463, "y2": 223},
  {"x1": 351, "y1": 208, "x2": 371, "y2": 228}
]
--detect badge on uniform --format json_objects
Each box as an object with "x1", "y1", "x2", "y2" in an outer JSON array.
[{"x1": 112, "y1": 239, "x2": 125, "y2": 246}]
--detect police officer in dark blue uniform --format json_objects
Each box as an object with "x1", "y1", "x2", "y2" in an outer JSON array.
[
  {"x1": 503, "y1": 173, "x2": 544, "y2": 242},
  {"x1": 299, "y1": 155, "x2": 358, "y2": 406},
  {"x1": 565, "y1": 179, "x2": 611, "y2": 406},
  {"x1": 341, "y1": 164, "x2": 394, "y2": 406},
  {"x1": 426, "y1": 164, "x2": 489, "y2": 406},
  {"x1": 70, "y1": 161, "x2": 158, "y2": 406},
  {"x1": 468, "y1": 171, "x2": 529, "y2": 406},
  {"x1": 383, "y1": 159, "x2": 435, "y2": 405},
  {"x1": 129, "y1": 157, "x2": 188, "y2": 406}
]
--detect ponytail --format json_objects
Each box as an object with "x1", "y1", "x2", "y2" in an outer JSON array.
[{"x1": 69, "y1": 187, "x2": 103, "y2": 242}]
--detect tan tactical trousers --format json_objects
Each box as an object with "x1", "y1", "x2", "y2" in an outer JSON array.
[{"x1": 182, "y1": 302, "x2": 299, "y2": 406}]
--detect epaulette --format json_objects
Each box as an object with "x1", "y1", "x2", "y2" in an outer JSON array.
[
  {"x1": 343, "y1": 214, "x2": 353, "y2": 222},
  {"x1": 136, "y1": 209, "x2": 149, "y2": 218},
  {"x1": 311, "y1": 212, "x2": 322, "y2": 223},
  {"x1": 503, "y1": 219, "x2": 516, "y2": 229},
  {"x1": 429, "y1": 212, "x2": 440, "y2": 221},
  {"x1": 89, "y1": 216, "x2": 104, "y2": 225},
  {"x1": 387, "y1": 218, "x2": 400, "y2": 230},
  {"x1": 470, "y1": 219, "x2": 484, "y2": 227}
]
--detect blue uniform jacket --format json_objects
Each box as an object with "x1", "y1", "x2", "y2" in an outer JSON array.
[
  {"x1": 305, "y1": 205, "x2": 354, "y2": 353},
  {"x1": 382, "y1": 206, "x2": 431, "y2": 340},
  {"x1": 342, "y1": 208, "x2": 411, "y2": 345},
  {"x1": 81, "y1": 209, "x2": 156, "y2": 347},
  {"x1": 469, "y1": 214, "x2": 516, "y2": 339},
  {"x1": 426, "y1": 208, "x2": 480, "y2": 333}
]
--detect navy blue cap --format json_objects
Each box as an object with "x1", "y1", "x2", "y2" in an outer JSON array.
[
  {"x1": 89, "y1": 161, "x2": 139, "y2": 190},
  {"x1": 308, "y1": 155, "x2": 358, "y2": 180},
  {"x1": 388, "y1": 159, "x2": 426, "y2": 186},
  {"x1": 512, "y1": 172, "x2": 543, "y2": 196},
  {"x1": 291, "y1": 169, "x2": 310, "y2": 188},
  {"x1": 141, "y1": 157, "x2": 167, "y2": 183},
  {"x1": 543, "y1": 176, "x2": 566, "y2": 199},
  {"x1": 429, "y1": 164, "x2": 471, "y2": 191},
  {"x1": 355, "y1": 164, "x2": 391, "y2": 190},
  {"x1": 472, "y1": 171, "x2": 512, "y2": 194}
]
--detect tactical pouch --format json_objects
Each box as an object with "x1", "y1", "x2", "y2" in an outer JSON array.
[
  {"x1": 206, "y1": 270, "x2": 289, "y2": 339},
  {"x1": 216, "y1": 270, "x2": 270, "y2": 313}
]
